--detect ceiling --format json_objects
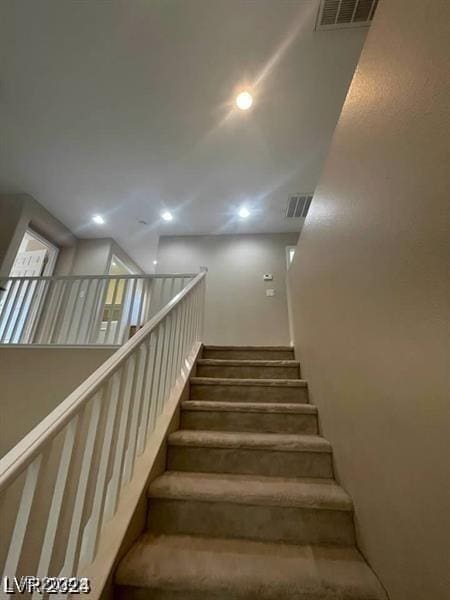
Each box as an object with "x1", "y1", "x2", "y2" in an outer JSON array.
[{"x1": 0, "y1": 0, "x2": 367, "y2": 272}]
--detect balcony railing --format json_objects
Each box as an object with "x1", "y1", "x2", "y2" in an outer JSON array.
[
  {"x1": 0, "y1": 273, "x2": 196, "y2": 346},
  {"x1": 0, "y1": 271, "x2": 206, "y2": 586}
]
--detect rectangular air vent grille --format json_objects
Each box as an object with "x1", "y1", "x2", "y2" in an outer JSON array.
[
  {"x1": 286, "y1": 194, "x2": 313, "y2": 219},
  {"x1": 316, "y1": 0, "x2": 378, "y2": 30}
]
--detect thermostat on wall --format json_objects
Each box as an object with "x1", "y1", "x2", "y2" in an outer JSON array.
[{"x1": 263, "y1": 274, "x2": 273, "y2": 281}]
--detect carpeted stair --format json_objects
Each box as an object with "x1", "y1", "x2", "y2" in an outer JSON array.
[{"x1": 114, "y1": 345, "x2": 387, "y2": 599}]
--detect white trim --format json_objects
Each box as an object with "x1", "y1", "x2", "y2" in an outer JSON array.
[
  {"x1": 24, "y1": 228, "x2": 59, "y2": 276},
  {"x1": 0, "y1": 344, "x2": 121, "y2": 350},
  {"x1": 81, "y1": 342, "x2": 202, "y2": 597},
  {"x1": 0, "y1": 271, "x2": 206, "y2": 488},
  {"x1": 0, "y1": 271, "x2": 206, "y2": 590},
  {"x1": 109, "y1": 254, "x2": 135, "y2": 276},
  {"x1": 5, "y1": 273, "x2": 197, "y2": 281}
]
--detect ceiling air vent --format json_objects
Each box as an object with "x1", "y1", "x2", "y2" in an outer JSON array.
[
  {"x1": 316, "y1": 0, "x2": 378, "y2": 30},
  {"x1": 286, "y1": 194, "x2": 313, "y2": 219}
]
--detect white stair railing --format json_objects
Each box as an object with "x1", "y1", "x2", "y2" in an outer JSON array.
[
  {"x1": 0, "y1": 271, "x2": 206, "y2": 591},
  {"x1": 0, "y1": 273, "x2": 196, "y2": 345}
]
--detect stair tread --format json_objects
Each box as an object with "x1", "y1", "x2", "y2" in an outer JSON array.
[
  {"x1": 191, "y1": 377, "x2": 307, "y2": 387},
  {"x1": 169, "y1": 430, "x2": 330, "y2": 452},
  {"x1": 181, "y1": 400, "x2": 317, "y2": 414},
  {"x1": 197, "y1": 359, "x2": 300, "y2": 366},
  {"x1": 169, "y1": 429, "x2": 331, "y2": 452},
  {"x1": 204, "y1": 345, "x2": 294, "y2": 351},
  {"x1": 115, "y1": 534, "x2": 386, "y2": 599},
  {"x1": 148, "y1": 471, "x2": 352, "y2": 510}
]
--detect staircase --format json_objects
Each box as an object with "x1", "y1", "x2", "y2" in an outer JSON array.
[{"x1": 114, "y1": 345, "x2": 387, "y2": 599}]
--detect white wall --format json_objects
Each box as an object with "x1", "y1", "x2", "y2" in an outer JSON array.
[
  {"x1": 157, "y1": 233, "x2": 298, "y2": 345},
  {"x1": 0, "y1": 346, "x2": 116, "y2": 457},
  {"x1": 70, "y1": 238, "x2": 144, "y2": 276},
  {"x1": 70, "y1": 238, "x2": 112, "y2": 275},
  {"x1": 288, "y1": 1, "x2": 450, "y2": 599}
]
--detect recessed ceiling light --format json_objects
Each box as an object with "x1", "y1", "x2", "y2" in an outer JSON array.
[
  {"x1": 112, "y1": 261, "x2": 116, "y2": 266},
  {"x1": 238, "y1": 206, "x2": 250, "y2": 219},
  {"x1": 236, "y1": 91, "x2": 253, "y2": 111},
  {"x1": 161, "y1": 210, "x2": 173, "y2": 222},
  {"x1": 92, "y1": 214, "x2": 105, "y2": 225},
  {"x1": 153, "y1": 260, "x2": 158, "y2": 265}
]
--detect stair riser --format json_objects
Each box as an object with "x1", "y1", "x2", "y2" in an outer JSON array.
[
  {"x1": 180, "y1": 410, "x2": 318, "y2": 434},
  {"x1": 190, "y1": 384, "x2": 308, "y2": 404},
  {"x1": 197, "y1": 365, "x2": 300, "y2": 379},
  {"x1": 167, "y1": 446, "x2": 332, "y2": 478},
  {"x1": 115, "y1": 588, "x2": 215, "y2": 600},
  {"x1": 203, "y1": 350, "x2": 295, "y2": 360},
  {"x1": 147, "y1": 499, "x2": 354, "y2": 546}
]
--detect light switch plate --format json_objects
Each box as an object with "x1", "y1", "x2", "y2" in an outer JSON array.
[{"x1": 266, "y1": 288, "x2": 275, "y2": 297}]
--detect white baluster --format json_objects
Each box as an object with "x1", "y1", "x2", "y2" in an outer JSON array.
[
  {"x1": 146, "y1": 325, "x2": 163, "y2": 435},
  {"x1": 0, "y1": 271, "x2": 206, "y2": 587},
  {"x1": 10, "y1": 278, "x2": 34, "y2": 343},
  {"x1": 33, "y1": 418, "x2": 79, "y2": 592},
  {"x1": 136, "y1": 337, "x2": 155, "y2": 454},
  {"x1": 81, "y1": 375, "x2": 121, "y2": 564},
  {"x1": 2, "y1": 454, "x2": 43, "y2": 580},
  {"x1": 166, "y1": 305, "x2": 179, "y2": 391},
  {"x1": 74, "y1": 279, "x2": 93, "y2": 344},
  {"x1": 122, "y1": 345, "x2": 147, "y2": 485},
  {"x1": 122, "y1": 277, "x2": 137, "y2": 342},
  {"x1": 59, "y1": 391, "x2": 104, "y2": 577},
  {"x1": 104, "y1": 278, "x2": 119, "y2": 345},
  {"x1": 143, "y1": 326, "x2": 162, "y2": 441},
  {"x1": 103, "y1": 359, "x2": 135, "y2": 521},
  {"x1": 36, "y1": 278, "x2": 60, "y2": 343},
  {"x1": 65, "y1": 279, "x2": 83, "y2": 344},
  {"x1": 25, "y1": 279, "x2": 48, "y2": 343},
  {"x1": 1, "y1": 280, "x2": 23, "y2": 343},
  {"x1": 0, "y1": 281, "x2": 15, "y2": 340},
  {"x1": 56, "y1": 278, "x2": 73, "y2": 342},
  {"x1": 156, "y1": 318, "x2": 170, "y2": 415}
]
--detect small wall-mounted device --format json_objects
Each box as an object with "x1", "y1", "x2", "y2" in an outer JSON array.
[
  {"x1": 263, "y1": 274, "x2": 273, "y2": 281},
  {"x1": 266, "y1": 289, "x2": 275, "y2": 297}
]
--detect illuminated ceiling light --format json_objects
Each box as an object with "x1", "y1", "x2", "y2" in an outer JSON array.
[
  {"x1": 238, "y1": 206, "x2": 250, "y2": 219},
  {"x1": 92, "y1": 215, "x2": 105, "y2": 225},
  {"x1": 236, "y1": 91, "x2": 253, "y2": 111},
  {"x1": 153, "y1": 260, "x2": 158, "y2": 265},
  {"x1": 161, "y1": 210, "x2": 173, "y2": 222}
]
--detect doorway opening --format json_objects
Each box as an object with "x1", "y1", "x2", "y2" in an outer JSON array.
[
  {"x1": 98, "y1": 255, "x2": 138, "y2": 343},
  {"x1": 9, "y1": 229, "x2": 59, "y2": 278},
  {"x1": 0, "y1": 229, "x2": 59, "y2": 343}
]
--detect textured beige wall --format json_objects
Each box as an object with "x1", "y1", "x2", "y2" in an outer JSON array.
[
  {"x1": 157, "y1": 233, "x2": 298, "y2": 345},
  {"x1": 0, "y1": 346, "x2": 115, "y2": 457},
  {"x1": 288, "y1": 1, "x2": 450, "y2": 599}
]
